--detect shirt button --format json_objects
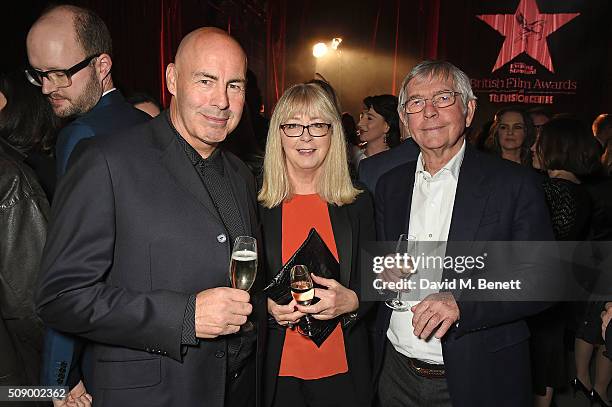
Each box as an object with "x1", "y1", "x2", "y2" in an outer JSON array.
[
  {"x1": 215, "y1": 350, "x2": 225, "y2": 358},
  {"x1": 428, "y1": 234, "x2": 433, "y2": 238},
  {"x1": 232, "y1": 372, "x2": 239, "y2": 379},
  {"x1": 217, "y1": 234, "x2": 227, "y2": 243}
]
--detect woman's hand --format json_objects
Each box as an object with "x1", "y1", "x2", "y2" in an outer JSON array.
[
  {"x1": 267, "y1": 297, "x2": 305, "y2": 327},
  {"x1": 295, "y1": 274, "x2": 358, "y2": 320}
]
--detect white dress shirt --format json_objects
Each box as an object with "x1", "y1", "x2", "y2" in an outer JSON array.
[
  {"x1": 102, "y1": 88, "x2": 117, "y2": 97},
  {"x1": 387, "y1": 139, "x2": 466, "y2": 364}
]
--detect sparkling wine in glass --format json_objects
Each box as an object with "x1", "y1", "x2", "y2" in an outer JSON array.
[
  {"x1": 230, "y1": 236, "x2": 257, "y2": 331},
  {"x1": 290, "y1": 264, "x2": 315, "y2": 336},
  {"x1": 385, "y1": 234, "x2": 417, "y2": 311}
]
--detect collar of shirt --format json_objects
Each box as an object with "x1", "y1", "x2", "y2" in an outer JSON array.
[
  {"x1": 164, "y1": 111, "x2": 224, "y2": 175},
  {"x1": 102, "y1": 88, "x2": 117, "y2": 97},
  {"x1": 415, "y1": 138, "x2": 466, "y2": 181}
]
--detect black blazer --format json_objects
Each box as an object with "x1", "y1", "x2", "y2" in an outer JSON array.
[
  {"x1": 357, "y1": 138, "x2": 420, "y2": 194},
  {"x1": 36, "y1": 114, "x2": 265, "y2": 407},
  {"x1": 259, "y1": 191, "x2": 375, "y2": 407},
  {"x1": 373, "y1": 143, "x2": 555, "y2": 407}
]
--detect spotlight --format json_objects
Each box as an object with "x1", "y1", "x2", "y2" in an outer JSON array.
[
  {"x1": 331, "y1": 38, "x2": 342, "y2": 50},
  {"x1": 313, "y1": 42, "x2": 328, "y2": 58}
]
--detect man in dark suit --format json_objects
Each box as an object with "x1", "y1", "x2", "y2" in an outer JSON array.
[
  {"x1": 373, "y1": 61, "x2": 554, "y2": 407},
  {"x1": 25, "y1": 6, "x2": 150, "y2": 399},
  {"x1": 357, "y1": 137, "x2": 420, "y2": 194},
  {"x1": 36, "y1": 27, "x2": 262, "y2": 407},
  {"x1": 25, "y1": 4, "x2": 150, "y2": 177}
]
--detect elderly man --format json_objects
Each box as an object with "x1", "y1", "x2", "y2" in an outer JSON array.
[
  {"x1": 373, "y1": 60, "x2": 554, "y2": 407},
  {"x1": 36, "y1": 27, "x2": 262, "y2": 407}
]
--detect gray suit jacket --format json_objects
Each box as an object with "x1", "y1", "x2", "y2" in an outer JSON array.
[{"x1": 36, "y1": 114, "x2": 264, "y2": 407}]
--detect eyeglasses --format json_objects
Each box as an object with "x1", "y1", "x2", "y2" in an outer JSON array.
[
  {"x1": 280, "y1": 122, "x2": 331, "y2": 137},
  {"x1": 24, "y1": 54, "x2": 100, "y2": 88},
  {"x1": 402, "y1": 91, "x2": 461, "y2": 114}
]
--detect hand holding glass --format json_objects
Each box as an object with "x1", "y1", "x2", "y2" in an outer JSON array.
[
  {"x1": 230, "y1": 236, "x2": 257, "y2": 331},
  {"x1": 385, "y1": 234, "x2": 417, "y2": 311},
  {"x1": 290, "y1": 264, "x2": 315, "y2": 336}
]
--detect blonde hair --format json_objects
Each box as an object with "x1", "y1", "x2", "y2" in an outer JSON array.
[{"x1": 258, "y1": 83, "x2": 361, "y2": 208}]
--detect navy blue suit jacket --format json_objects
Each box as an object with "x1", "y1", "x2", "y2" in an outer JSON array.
[
  {"x1": 373, "y1": 142, "x2": 554, "y2": 407},
  {"x1": 357, "y1": 138, "x2": 420, "y2": 194},
  {"x1": 55, "y1": 90, "x2": 150, "y2": 176},
  {"x1": 42, "y1": 90, "x2": 150, "y2": 388}
]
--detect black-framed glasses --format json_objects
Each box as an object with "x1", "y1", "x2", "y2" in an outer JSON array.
[
  {"x1": 280, "y1": 122, "x2": 331, "y2": 137},
  {"x1": 402, "y1": 91, "x2": 461, "y2": 114},
  {"x1": 24, "y1": 54, "x2": 100, "y2": 88}
]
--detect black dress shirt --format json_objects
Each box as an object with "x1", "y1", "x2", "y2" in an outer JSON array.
[{"x1": 167, "y1": 113, "x2": 256, "y2": 374}]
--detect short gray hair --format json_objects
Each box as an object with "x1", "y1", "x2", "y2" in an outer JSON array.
[{"x1": 397, "y1": 60, "x2": 477, "y2": 114}]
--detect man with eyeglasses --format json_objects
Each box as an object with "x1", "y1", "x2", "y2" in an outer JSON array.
[
  {"x1": 26, "y1": 4, "x2": 150, "y2": 176},
  {"x1": 373, "y1": 60, "x2": 554, "y2": 406},
  {"x1": 26, "y1": 5, "x2": 149, "y2": 406}
]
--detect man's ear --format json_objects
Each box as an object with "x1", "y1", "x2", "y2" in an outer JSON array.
[
  {"x1": 96, "y1": 53, "x2": 112, "y2": 81},
  {"x1": 465, "y1": 99, "x2": 477, "y2": 128},
  {"x1": 166, "y1": 63, "x2": 177, "y2": 96}
]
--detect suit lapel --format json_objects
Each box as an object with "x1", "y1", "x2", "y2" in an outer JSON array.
[
  {"x1": 154, "y1": 118, "x2": 223, "y2": 225},
  {"x1": 224, "y1": 154, "x2": 251, "y2": 235},
  {"x1": 328, "y1": 204, "x2": 352, "y2": 287},
  {"x1": 447, "y1": 145, "x2": 489, "y2": 242},
  {"x1": 393, "y1": 161, "x2": 418, "y2": 240},
  {"x1": 261, "y1": 205, "x2": 283, "y2": 280}
]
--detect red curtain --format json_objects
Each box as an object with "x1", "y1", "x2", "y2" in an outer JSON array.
[{"x1": 159, "y1": 0, "x2": 182, "y2": 108}]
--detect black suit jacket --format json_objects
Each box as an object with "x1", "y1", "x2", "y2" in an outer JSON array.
[
  {"x1": 36, "y1": 114, "x2": 264, "y2": 407},
  {"x1": 357, "y1": 138, "x2": 420, "y2": 193},
  {"x1": 373, "y1": 143, "x2": 554, "y2": 407},
  {"x1": 259, "y1": 192, "x2": 375, "y2": 407}
]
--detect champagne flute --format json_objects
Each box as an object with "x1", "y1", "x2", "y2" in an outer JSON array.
[
  {"x1": 290, "y1": 264, "x2": 315, "y2": 336},
  {"x1": 385, "y1": 234, "x2": 417, "y2": 311},
  {"x1": 229, "y1": 236, "x2": 258, "y2": 331}
]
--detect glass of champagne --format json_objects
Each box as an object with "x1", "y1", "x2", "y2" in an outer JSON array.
[
  {"x1": 385, "y1": 234, "x2": 417, "y2": 311},
  {"x1": 230, "y1": 236, "x2": 258, "y2": 331},
  {"x1": 290, "y1": 264, "x2": 315, "y2": 336}
]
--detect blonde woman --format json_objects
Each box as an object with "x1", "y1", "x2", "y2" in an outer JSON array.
[{"x1": 259, "y1": 83, "x2": 375, "y2": 407}]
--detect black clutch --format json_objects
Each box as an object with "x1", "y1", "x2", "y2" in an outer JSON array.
[{"x1": 263, "y1": 228, "x2": 341, "y2": 347}]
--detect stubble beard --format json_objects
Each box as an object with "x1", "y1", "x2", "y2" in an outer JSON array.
[{"x1": 53, "y1": 70, "x2": 103, "y2": 118}]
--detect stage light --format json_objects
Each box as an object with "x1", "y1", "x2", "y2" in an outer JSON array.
[
  {"x1": 331, "y1": 38, "x2": 342, "y2": 50},
  {"x1": 313, "y1": 42, "x2": 328, "y2": 58}
]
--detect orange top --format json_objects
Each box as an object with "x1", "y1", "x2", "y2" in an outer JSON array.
[{"x1": 278, "y1": 194, "x2": 348, "y2": 379}]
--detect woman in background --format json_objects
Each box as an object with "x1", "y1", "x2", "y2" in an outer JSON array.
[
  {"x1": 531, "y1": 117, "x2": 611, "y2": 407},
  {"x1": 356, "y1": 94, "x2": 400, "y2": 164},
  {"x1": 0, "y1": 71, "x2": 59, "y2": 201},
  {"x1": 487, "y1": 106, "x2": 535, "y2": 166}
]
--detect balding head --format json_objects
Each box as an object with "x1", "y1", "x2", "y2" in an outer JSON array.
[
  {"x1": 28, "y1": 5, "x2": 112, "y2": 62},
  {"x1": 166, "y1": 27, "x2": 247, "y2": 158},
  {"x1": 174, "y1": 27, "x2": 246, "y2": 72},
  {"x1": 26, "y1": 5, "x2": 114, "y2": 117}
]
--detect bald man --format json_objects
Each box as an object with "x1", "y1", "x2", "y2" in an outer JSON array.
[
  {"x1": 36, "y1": 28, "x2": 262, "y2": 407},
  {"x1": 26, "y1": 5, "x2": 149, "y2": 176}
]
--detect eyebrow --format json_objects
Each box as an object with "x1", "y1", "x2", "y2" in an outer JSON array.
[
  {"x1": 408, "y1": 89, "x2": 454, "y2": 99},
  {"x1": 193, "y1": 72, "x2": 246, "y2": 84}
]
